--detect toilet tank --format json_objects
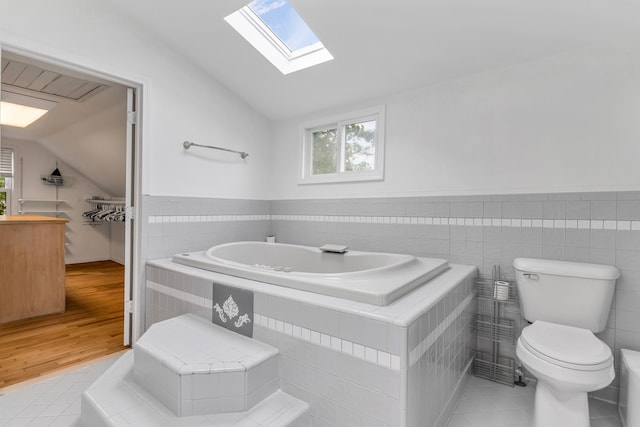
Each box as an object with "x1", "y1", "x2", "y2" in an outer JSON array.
[{"x1": 513, "y1": 258, "x2": 620, "y2": 333}]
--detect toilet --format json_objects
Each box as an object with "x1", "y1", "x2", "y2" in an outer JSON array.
[{"x1": 513, "y1": 258, "x2": 620, "y2": 427}]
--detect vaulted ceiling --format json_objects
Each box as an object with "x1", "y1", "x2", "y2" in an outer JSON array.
[
  {"x1": 3, "y1": 0, "x2": 640, "y2": 198},
  {"x1": 106, "y1": 0, "x2": 640, "y2": 120}
]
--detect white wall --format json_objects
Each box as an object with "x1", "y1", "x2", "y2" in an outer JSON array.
[
  {"x1": 110, "y1": 222, "x2": 125, "y2": 265},
  {"x1": 0, "y1": 0, "x2": 272, "y2": 200},
  {"x1": 3, "y1": 138, "x2": 120, "y2": 264},
  {"x1": 38, "y1": 86, "x2": 129, "y2": 198},
  {"x1": 271, "y1": 43, "x2": 640, "y2": 199}
]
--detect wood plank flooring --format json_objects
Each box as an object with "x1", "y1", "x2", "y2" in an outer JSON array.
[{"x1": 0, "y1": 261, "x2": 129, "y2": 389}]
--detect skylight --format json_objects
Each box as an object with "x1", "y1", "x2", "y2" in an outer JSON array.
[
  {"x1": 225, "y1": 0, "x2": 333, "y2": 75},
  {"x1": 247, "y1": 0, "x2": 319, "y2": 51},
  {"x1": 0, "y1": 91, "x2": 56, "y2": 128}
]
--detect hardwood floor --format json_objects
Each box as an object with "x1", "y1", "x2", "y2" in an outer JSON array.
[{"x1": 0, "y1": 261, "x2": 129, "y2": 389}]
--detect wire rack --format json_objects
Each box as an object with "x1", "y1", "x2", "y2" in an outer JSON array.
[
  {"x1": 473, "y1": 265, "x2": 517, "y2": 387},
  {"x1": 476, "y1": 277, "x2": 518, "y2": 304},
  {"x1": 475, "y1": 314, "x2": 516, "y2": 344},
  {"x1": 473, "y1": 351, "x2": 516, "y2": 387}
]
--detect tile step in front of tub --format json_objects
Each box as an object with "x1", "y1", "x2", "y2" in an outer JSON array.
[
  {"x1": 134, "y1": 313, "x2": 280, "y2": 417},
  {"x1": 81, "y1": 350, "x2": 310, "y2": 427}
]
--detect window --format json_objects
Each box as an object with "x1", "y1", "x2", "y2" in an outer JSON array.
[
  {"x1": 225, "y1": 0, "x2": 333, "y2": 75},
  {"x1": 300, "y1": 106, "x2": 385, "y2": 184},
  {"x1": 0, "y1": 148, "x2": 14, "y2": 215}
]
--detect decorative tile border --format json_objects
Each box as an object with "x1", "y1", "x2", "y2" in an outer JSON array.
[
  {"x1": 272, "y1": 215, "x2": 640, "y2": 231},
  {"x1": 409, "y1": 293, "x2": 474, "y2": 367},
  {"x1": 254, "y1": 313, "x2": 401, "y2": 371},
  {"x1": 148, "y1": 214, "x2": 640, "y2": 231},
  {"x1": 148, "y1": 214, "x2": 270, "y2": 224}
]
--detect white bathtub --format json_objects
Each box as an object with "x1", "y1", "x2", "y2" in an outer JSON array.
[
  {"x1": 172, "y1": 241, "x2": 449, "y2": 305},
  {"x1": 620, "y1": 349, "x2": 640, "y2": 427}
]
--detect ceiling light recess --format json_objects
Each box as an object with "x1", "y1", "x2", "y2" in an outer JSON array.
[
  {"x1": 225, "y1": 0, "x2": 333, "y2": 75},
  {"x1": 0, "y1": 91, "x2": 56, "y2": 128}
]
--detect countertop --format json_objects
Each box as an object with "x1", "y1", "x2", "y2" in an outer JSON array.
[{"x1": 0, "y1": 215, "x2": 68, "y2": 224}]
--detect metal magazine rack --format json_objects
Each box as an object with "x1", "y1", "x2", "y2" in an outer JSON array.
[{"x1": 473, "y1": 265, "x2": 518, "y2": 387}]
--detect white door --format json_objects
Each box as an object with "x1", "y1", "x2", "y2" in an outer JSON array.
[{"x1": 124, "y1": 87, "x2": 138, "y2": 345}]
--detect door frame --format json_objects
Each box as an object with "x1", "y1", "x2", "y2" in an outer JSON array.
[{"x1": 0, "y1": 40, "x2": 148, "y2": 345}]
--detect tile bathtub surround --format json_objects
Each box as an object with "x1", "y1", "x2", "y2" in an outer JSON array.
[
  {"x1": 144, "y1": 259, "x2": 477, "y2": 427},
  {"x1": 145, "y1": 264, "x2": 214, "y2": 327},
  {"x1": 406, "y1": 279, "x2": 476, "y2": 427},
  {"x1": 140, "y1": 191, "x2": 640, "y2": 411}
]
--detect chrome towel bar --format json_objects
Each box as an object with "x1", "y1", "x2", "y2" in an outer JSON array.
[{"x1": 182, "y1": 141, "x2": 249, "y2": 159}]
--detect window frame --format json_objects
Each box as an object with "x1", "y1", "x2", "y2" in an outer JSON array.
[
  {"x1": 299, "y1": 105, "x2": 386, "y2": 185},
  {"x1": 0, "y1": 147, "x2": 15, "y2": 216}
]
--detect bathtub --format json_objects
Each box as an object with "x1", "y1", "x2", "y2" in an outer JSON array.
[
  {"x1": 620, "y1": 349, "x2": 640, "y2": 427},
  {"x1": 172, "y1": 241, "x2": 449, "y2": 305}
]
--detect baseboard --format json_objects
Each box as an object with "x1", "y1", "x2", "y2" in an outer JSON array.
[
  {"x1": 66, "y1": 257, "x2": 112, "y2": 265},
  {"x1": 110, "y1": 256, "x2": 125, "y2": 265},
  {"x1": 65, "y1": 257, "x2": 125, "y2": 265}
]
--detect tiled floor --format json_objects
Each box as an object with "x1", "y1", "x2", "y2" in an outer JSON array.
[
  {"x1": 0, "y1": 356, "x2": 623, "y2": 427},
  {"x1": 447, "y1": 375, "x2": 622, "y2": 427},
  {"x1": 0, "y1": 353, "x2": 121, "y2": 427}
]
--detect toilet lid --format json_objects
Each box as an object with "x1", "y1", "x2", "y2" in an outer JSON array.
[{"x1": 520, "y1": 321, "x2": 612, "y2": 370}]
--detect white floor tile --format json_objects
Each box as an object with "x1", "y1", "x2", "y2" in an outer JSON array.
[
  {"x1": 590, "y1": 417, "x2": 623, "y2": 427},
  {"x1": 0, "y1": 357, "x2": 622, "y2": 427},
  {"x1": 447, "y1": 376, "x2": 621, "y2": 427},
  {"x1": 0, "y1": 354, "x2": 121, "y2": 427}
]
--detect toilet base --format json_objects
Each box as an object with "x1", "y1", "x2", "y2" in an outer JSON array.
[{"x1": 534, "y1": 380, "x2": 590, "y2": 427}]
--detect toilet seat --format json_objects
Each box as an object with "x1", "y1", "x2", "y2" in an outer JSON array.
[{"x1": 520, "y1": 321, "x2": 612, "y2": 371}]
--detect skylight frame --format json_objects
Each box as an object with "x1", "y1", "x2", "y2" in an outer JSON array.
[{"x1": 225, "y1": 2, "x2": 333, "y2": 75}]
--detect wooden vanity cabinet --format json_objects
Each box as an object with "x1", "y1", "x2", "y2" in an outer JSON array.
[{"x1": 0, "y1": 215, "x2": 68, "y2": 323}]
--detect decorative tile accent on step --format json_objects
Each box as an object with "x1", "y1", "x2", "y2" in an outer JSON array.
[
  {"x1": 255, "y1": 312, "x2": 401, "y2": 370},
  {"x1": 212, "y1": 283, "x2": 254, "y2": 337}
]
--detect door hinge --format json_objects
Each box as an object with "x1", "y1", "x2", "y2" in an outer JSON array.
[
  {"x1": 125, "y1": 206, "x2": 135, "y2": 221},
  {"x1": 125, "y1": 300, "x2": 134, "y2": 314},
  {"x1": 127, "y1": 111, "x2": 137, "y2": 125}
]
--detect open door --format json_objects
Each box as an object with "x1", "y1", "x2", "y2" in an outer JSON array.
[{"x1": 124, "y1": 87, "x2": 137, "y2": 345}]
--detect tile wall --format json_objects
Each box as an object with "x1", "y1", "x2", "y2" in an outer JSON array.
[
  {"x1": 269, "y1": 191, "x2": 640, "y2": 402},
  {"x1": 141, "y1": 195, "x2": 271, "y2": 260},
  {"x1": 141, "y1": 191, "x2": 640, "y2": 404},
  {"x1": 406, "y1": 276, "x2": 475, "y2": 427}
]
